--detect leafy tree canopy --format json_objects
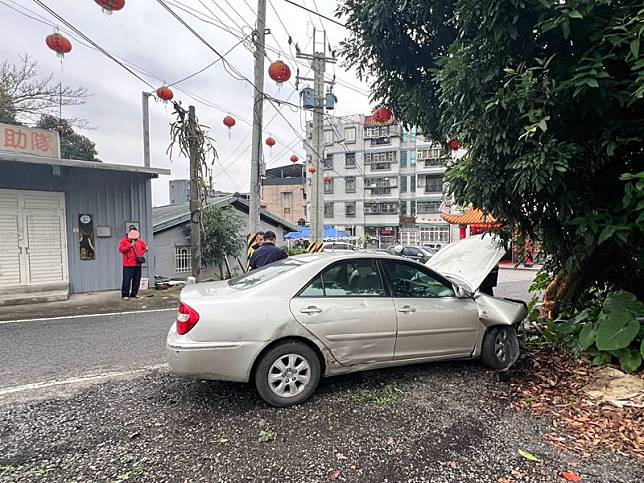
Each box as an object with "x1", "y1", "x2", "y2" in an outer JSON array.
[
  {"x1": 36, "y1": 114, "x2": 98, "y2": 161},
  {"x1": 339, "y1": 0, "x2": 644, "y2": 309},
  {"x1": 186, "y1": 205, "x2": 245, "y2": 269}
]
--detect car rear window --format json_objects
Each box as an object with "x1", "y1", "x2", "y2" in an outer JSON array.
[{"x1": 228, "y1": 258, "x2": 306, "y2": 290}]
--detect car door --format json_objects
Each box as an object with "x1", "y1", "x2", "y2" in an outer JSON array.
[
  {"x1": 382, "y1": 259, "x2": 480, "y2": 361},
  {"x1": 290, "y1": 258, "x2": 397, "y2": 365}
]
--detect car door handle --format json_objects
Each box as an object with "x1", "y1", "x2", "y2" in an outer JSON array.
[
  {"x1": 300, "y1": 306, "x2": 323, "y2": 314},
  {"x1": 397, "y1": 305, "x2": 416, "y2": 313}
]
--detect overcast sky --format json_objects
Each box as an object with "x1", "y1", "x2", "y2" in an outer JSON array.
[{"x1": 1, "y1": 0, "x2": 373, "y2": 205}]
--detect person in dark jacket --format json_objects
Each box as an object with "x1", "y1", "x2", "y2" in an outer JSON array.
[{"x1": 250, "y1": 231, "x2": 287, "y2": 270}]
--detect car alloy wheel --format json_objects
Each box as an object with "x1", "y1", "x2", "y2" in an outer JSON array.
[
  {"x1": 481, "y1": 325, "x2": 520, "y2": 370},
  {"x1": 267, "y1": 353, "x2": 311, "y2": 398},
  {"x1": 254, "y1": 340, "x2": 321, "y2": 407}
]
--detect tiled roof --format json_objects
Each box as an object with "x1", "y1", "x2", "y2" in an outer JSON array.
[{"x1": 442, "y1": 208, "x2": 497, "y2": 225}]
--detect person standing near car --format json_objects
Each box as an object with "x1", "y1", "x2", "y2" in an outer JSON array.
[
  {"x1": 250, "y1": 230, "x2": 287, "y2": 270},
  {"x1": 118, "y1": 227, "x2": 148, "y2": 300}
]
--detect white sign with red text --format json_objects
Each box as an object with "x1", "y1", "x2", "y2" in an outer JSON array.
[{"x1": 0, "y1": 123, "x2": 60, "y2": 158}]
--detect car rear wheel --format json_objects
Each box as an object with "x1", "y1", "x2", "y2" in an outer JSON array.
[
  {"x1": 480, "y1": 326, "x2": 520, "y2": 370},
  {"x1": 254, "y1": 341, "x2": 321, "y2": 407}
]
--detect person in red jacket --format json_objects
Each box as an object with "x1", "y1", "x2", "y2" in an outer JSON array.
[{"x1": 118, "y1": 227, "x2": 148, "y2": 300}]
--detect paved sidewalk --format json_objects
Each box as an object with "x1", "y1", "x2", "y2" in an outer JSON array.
[
  {"x1": 0, "y1": 287, "x2": 181, "y2": 322},
  {"x1": 499, "y1": 260, "x2": 542, "y2": 271}
]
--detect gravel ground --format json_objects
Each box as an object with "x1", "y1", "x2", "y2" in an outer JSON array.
[{"x1": 1, "y1": 362, "x2": 641, "y2": 482}]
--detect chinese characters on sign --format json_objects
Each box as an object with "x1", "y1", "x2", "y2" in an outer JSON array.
[{"x1": 0, "y1": 123, "x2": 60, "y2": 158}]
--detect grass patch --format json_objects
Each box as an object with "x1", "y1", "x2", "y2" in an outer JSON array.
[
  {"x1": 350, "y1": 383, "x2": 404, "y2": 406},
  {"x1": 258, "y1": 429, "x2": 277, "y2": 442},
  {"x1": 115, "y1": 464, "x2": 146, "y2": 481}
]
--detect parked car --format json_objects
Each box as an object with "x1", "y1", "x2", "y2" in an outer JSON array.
[
  {"x1": 167, "y1": 235, "x2": 526, "y2": 407},
  {"x1": 322, "y1": 241, "x2": 356, "y2": 252},
  {"x1": 387, "y1": 245, "x2": 435, "y2": 263},
  {"x1": 424, "y1": 243, "x2": 443, "y2": 251}
]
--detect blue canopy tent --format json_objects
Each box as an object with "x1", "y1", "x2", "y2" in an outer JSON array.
[{"x1": 283, "y1": 226, "x2": 348, "y2": 240}]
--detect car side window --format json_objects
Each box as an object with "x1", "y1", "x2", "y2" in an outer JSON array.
[
  {"x1": 299, "y1": 259, "x2": 385, "y2": 297},
  {"x1": 384, "y1": 261, "x2": 455, "y2": 298}
]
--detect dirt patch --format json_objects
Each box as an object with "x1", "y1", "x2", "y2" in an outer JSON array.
[{"x1": 505, "y1": 348, "x2": 644, "y2": 459}]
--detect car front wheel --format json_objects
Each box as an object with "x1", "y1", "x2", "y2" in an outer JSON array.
[
  {"x1": 480, "y1": 325, "x2": 520, "y2": 370},
  {"x1": 254, "y1": 341, "x2": 321, "y2": 407}
]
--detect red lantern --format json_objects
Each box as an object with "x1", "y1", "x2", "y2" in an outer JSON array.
[
  {"x1": 265, "y1": 137, "x2": 276, "y2": 147},
  {"x1": 223, "y1": 115, "x2": 236, "y2": 129},
  {"x1": 324, "y1": 175, "x2": 332, "y2": 183},
  {"x1": 373, "y1": 106, "x2": 392, "y2": 123},
  {"x1": 448, "y1": 138, "x2": 461, "y2": 151},
  {"x1": 46, "y1": 33, "x2": 72, "y2": 59},
  {"x1": 290, "y1": 154, "x2": 299, "y2": 163},
  {"x1": 308, "y1": 166, "x2": 316, "y2": 174},
  {"x1": 268, "y1": 60, "x2": 291, "y2": 86},
  {"x1": 156, "y1": 86, "x2": 173, "y2": 102},
  {"x1": 95, "y1": 0, "x2": 125, "y2": 14}
]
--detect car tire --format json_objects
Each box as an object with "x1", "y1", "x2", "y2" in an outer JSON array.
[
  {"x1": 254, "y1": 340, "x2": 321, "y2": 407},
  {"x1": 480, "y1": 326, "x2": 520, "y2": 370}
]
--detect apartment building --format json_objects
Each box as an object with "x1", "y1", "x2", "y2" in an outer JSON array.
[
  {"x1": 260, "y1": 164, "x2": 306, "y2": 226},
  {"x1": 304, "y1": 113, "x2": 458, "y2": 247}
]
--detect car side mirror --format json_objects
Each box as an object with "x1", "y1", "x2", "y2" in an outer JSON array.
[{"x1": 454, "y1": 285, "x2": 471, "y2": 298}]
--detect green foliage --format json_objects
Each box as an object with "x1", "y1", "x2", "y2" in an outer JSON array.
[
  {"x1": 36, "y1": 115, "x2": 97, "y2": 161},
  {"x1": 339, "y1": 0, "x2": 644, "y2": 305},
  {"x1": 258, "y1": 429, "x2": 277, "y2": 442},
  {"x1": 195, "y1": 205, "x2": 245, "y2": 268},
  {"x1": 286, "y1": 247, "x2": 308, "y2": 256},
  {"x1": 350, "y1": 383, "x2": 403, "y2": 405},
  {"x1": 548, "y1": 290, "x2": 644, "y2": 373}
]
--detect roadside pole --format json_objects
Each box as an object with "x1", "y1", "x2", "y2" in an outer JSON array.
[
  {"x1": 188, "y1": 105, "x2": 202, "y2": 281},
  {"x1": 141, "y1": 91, "x2": 151, "y2": 168},
  {"x1": 248, "y1": 0, "x2": 267, "y2": 238},
  {"x1": 297, "y1": 29, "x2": 335, "y2": 244}
]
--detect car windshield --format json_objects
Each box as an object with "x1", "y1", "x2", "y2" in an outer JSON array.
[
  {"x1": 418, "y1": 247, "x2": 434, "y2": 257},
  {"x1": 228, "y1": 258, "x2": 306, "y2": 290}
]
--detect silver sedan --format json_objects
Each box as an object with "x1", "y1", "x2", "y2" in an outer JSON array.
[{"x1": 167, "y1": 235, "x2": 527, "y2": 407}]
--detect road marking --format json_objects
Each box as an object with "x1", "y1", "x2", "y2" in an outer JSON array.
[
  {"x1": 0, "y1": 307, "x2": 177, "y2": 325},
  {"x1": 0, "y1": 364, "x2": 166, "y2": 396}
]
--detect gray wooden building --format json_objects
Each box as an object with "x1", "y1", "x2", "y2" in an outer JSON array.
[
  {"x1": 0, "y1": 151, "x2": 169, "y2": 305},
  {"x1": 153, "y1": 195, "x2": 296, "y2": 280}
]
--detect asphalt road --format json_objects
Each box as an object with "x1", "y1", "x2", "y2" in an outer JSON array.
[{"x1": 0, "y1": 269, "x2": 536, "y2": 393}]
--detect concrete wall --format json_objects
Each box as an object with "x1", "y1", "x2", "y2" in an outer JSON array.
[{"x1": 1, "y1": 161, "x2": 154, "y2": 293}]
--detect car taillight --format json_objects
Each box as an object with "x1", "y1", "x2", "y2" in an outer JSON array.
[{"x1": 176, "y1": 302, "x2": 199, "y2": 335}]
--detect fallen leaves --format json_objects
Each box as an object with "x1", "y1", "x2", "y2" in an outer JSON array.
[
  {"x1": 517, "y1": 449, "x2": 540, "y2": 462},
  {"x1": 505, "y1": 348, "x2": 644, "y2": 459},
  {"x1": 562, "y1": 470, "x2": 582, "y2": 481},
  {"x1": 328, "y1": 468, "x2": 342, "y2": 480}
]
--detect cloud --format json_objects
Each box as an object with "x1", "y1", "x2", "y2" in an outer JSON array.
[{"x1": 0, "y1": 0, "x2": 372, "y2": 205}]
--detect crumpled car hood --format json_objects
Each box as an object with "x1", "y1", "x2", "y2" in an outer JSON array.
[{"x1": 426, "y1": 234, "x2": 506, "y2": 292}]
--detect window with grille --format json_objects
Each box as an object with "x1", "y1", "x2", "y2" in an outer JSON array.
[
  {"x1": 324, "y1": 178, "x2": 334, "y2": 193},
  {"x1": 324, "y1": 130, "x2": 333, "y2": 144},
  {"x1": 282, "y1": 191, "x2": 292, "y2": 201},
  {"x1": 365, "y1": 125, "x2": 391, "y2": 138},
  {"x1": 425, "y1": 175, "x2": 444, "y2": 193},
  {"x1": 175, "y1": 245, "x2": 192, "y2": 273},
  {"x1": 371, "y1": 162, "x2": 391, "y2": 171},
  {"x1": 345, "y1": 152, "x2": 356, "y2": 168},
  {"x1": 364, "y1": 202, "x2": 398, "y2": 214},
  {"x1": 324, "y1": 154, "x2": 334, "y2": 169},
  {"x1": 345, "y1": 202, "x2": 356, "y2": 217},
  {"x1": 284, "y1": 207, "x2": 291, "y2": 218},
  {"x1": 324, "y1": 202, "x2": 334, "y2": 217},
  {"x1": 420, "y1": 225, "x2": 450, "y2": 243},
  {"x1": 400, "y1": 151, "x2": 407, "y2": 168},
  {"x1": 417, "y1": 201, "x2": 441, "y2": 213},
  {"x1": 400, "y1": 176, "x2": 407, "y2": 193},
  {"x1": 364, "y1": 151, "x2": 397, "y2": 164},
  {"x1": 344, "y1": 127, "x2": 356, "y2": 143},
  {"x1": 345, "y1": 177, "x2": 356, "y2": 193}
]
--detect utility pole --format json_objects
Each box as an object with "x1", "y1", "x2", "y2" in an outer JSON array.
[
  {"x1": 297, "y1": 29, "x2": 336, "y2": 244},
  {"x1": 188, "y1": 105, "x2": 202, "y2": 281},
  {"x1": 141, "y1": 91, "x2": 151, "y2": 167},
  {"x1": 248, "y1": 0, "x2": 267, "y2": 237}
]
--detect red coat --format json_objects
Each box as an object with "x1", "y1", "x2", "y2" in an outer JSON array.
[{"x1": 118, "y1": 237, "x2": 148, "y2": 267}]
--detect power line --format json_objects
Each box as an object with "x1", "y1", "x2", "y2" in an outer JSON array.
[{"x1": 280, "y1": 0, "x2": 346, "y2": 28}]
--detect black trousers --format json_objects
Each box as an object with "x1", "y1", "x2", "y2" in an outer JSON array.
[{"x1": 122, "y1": 266, "x2": 142, "y2": 298}]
